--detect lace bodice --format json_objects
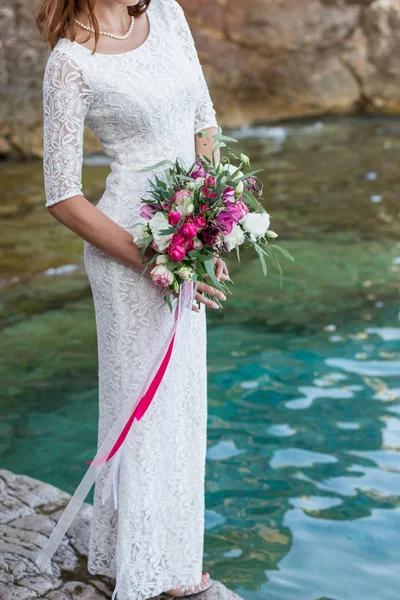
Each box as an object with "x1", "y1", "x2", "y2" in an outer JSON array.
[{"x1": 42, "y1": 0, "x2": 218, "y2": 208}]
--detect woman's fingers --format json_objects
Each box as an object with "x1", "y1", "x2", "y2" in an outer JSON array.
[
  {"x1": 197, "y1": 281, "x2": 226, "y2": 301},
  {"x1": 215, "y1": 259, "x2": 224, "y2": 281},
  {"x1": 194, "y1": 292, "x2": 219, "y2": 310}
]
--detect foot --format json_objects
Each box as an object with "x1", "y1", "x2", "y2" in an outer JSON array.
[{"x1": 165, "y1": 572, "x2": 211, "y2": 597}]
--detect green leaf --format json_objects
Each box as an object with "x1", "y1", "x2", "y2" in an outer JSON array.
[
  {"x1": 235, "y1": 245, "x2": 241, "y2": 263},
  {"x1": 204, "y1": 258, "x2": 223, "y2": 290},
  {"x1": 254, "y1": 243, "x2": 267, "y2": 276},
  {"x1": 165, "y1": 293, "x2": 173, "y2": 312},
  {"x1": 134, "y1": 159, "x2": 175, "y2": 173},
  {"x1": 212, "y1": 133, "x2": 238, "y2": 143},
  {"x1": 272, "y1": 244, "x2": 295, "y2": 262}
]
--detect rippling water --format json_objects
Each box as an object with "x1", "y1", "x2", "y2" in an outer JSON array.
[
  {"x1": 1, "y1": 116, "x2": 400, "y2": 599},
  {"x1": 205, "y1": 313, "x2": 400, "y2": 599}
]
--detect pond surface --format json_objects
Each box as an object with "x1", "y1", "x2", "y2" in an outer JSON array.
[{"x1": 0, "y1": 116, "x2": 399, "y2": 600}]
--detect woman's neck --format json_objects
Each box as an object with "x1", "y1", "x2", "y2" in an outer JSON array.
[{"x1": 76, "y1": 0, "x2": 130, "y2": 35}]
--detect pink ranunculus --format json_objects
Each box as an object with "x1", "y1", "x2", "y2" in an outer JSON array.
[
  {"x1": 214, "y1": 210, "x2": 235, "y2": 235},
  {"x1": 199, "y1": 204, "x2": 209, "y2": 214},
  {"x1": 140, "y1": 204, "x2": 157, "y2": 219},
  {"x1": 168, "y1": 244, "x2": 186, "y2": 262},
  {"x1": 193, "y1": 216, "x2": 206, "y2": 230},
  {"x1": 168, "y1": 211, "x2": 181, "y2": 226},
  {"x1": 222, "y1": 187, "x2": 236, "y2": 205},
  {"x1": 188, "y1": 159, "x2": 207, "y2": 180},
  {"x1": 199, "y1": 227, "x2": 219, "y2": 248},
  {"x1": 204, "y1": 175, "x2": 216, "y2": 187},
  {"x1": 182, "y1": 222, "x2": 198, "y2": 238},
  {"x1": 173, "y1": 189, "x2": 193, "y2": 206},
  {"x1": 236, "y1": 200, "x2": 249, "y2": 218}
]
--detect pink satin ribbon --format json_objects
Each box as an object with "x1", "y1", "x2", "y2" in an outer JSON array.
[{"x1": 88, "y1": 328, "x2": 177, "y2": 466}]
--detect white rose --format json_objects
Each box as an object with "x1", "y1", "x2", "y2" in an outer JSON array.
[
  {"x1": 222, "y1": 163, "x2": 244, "y2": 180},
  {"x1": 149, "y1": 212, "x2": 173, "y2": 251},
  {"x1": 132, "y1": 217, "x2": 150, "y2": 248},
  {"x1": 240, "y1": 212, "x2": 270, "y2": 242},
  {"x1": 177, "y1": 266, "x2": 195, "y2": 282},
  {"x1": 225, "y1": 223, "x2": 245, "y2": 251}
]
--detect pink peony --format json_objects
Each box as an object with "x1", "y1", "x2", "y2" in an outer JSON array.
[
  {"x1": 150, "y1": 264, "x2": 174, "y2": 288},
  {"x1": 182, "y1": 222, "x2": 198, "y2": 238},
  {"x1": 171, "y1": 232, "x2": 186, "y2": 246},
  {"x1": 185, "y1": 239, "x2": 194, "y2": 252},
  {"x1": 168, "y1": 211, "x2": 181, "y2": 226},
  {"x1": 193, "y1": 216, "x2": 206, "y2": 230},
  {"x1": 173, "y1": 189, "x2": 193, "y2": 206},
  {"x1": 168, "y1": 244, "x2": 187, "y2": 262},
  {"x1": 140, "y1": 204, "x2": 157, "y2": 219}
]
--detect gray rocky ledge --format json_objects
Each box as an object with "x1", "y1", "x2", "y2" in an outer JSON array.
[{"x1": 0, "y1": 469, "x2": 243, "y2": 599}]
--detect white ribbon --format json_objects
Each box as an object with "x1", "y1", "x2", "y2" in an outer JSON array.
[{"x1": 34, "y1": 281, "x2": 197, "y2": 592}]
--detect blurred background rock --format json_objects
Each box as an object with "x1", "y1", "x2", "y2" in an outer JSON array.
[{"x1": 2, "y1": 0, "x2": 400, "y2": 158}]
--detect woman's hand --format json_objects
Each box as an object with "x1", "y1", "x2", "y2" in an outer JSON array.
[
  {"x1": 191, "y1": 258, "x2": 230, "y2": 312},
  {"x1": 192, "y1": 281, "x2": 226, "y2": 312},
  {"x1": 213, "y1": 257, "x2": 230, "y2": 282}
]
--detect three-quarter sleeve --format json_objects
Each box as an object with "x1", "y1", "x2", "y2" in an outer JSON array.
[
  {"x1": 42, "y1": 50, "x2": 92, "y2": 207},
  {"x1": 169, "y1": 0, "x2": 218, "y2": 134}
]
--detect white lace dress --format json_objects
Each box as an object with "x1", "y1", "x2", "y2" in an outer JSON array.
[{"x1": 42, "y1": 0, "x2": 218, "y2": 598}]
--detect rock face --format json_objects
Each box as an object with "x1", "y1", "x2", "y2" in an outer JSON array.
[
  {"x1": 1, "y1": 0, "x2": 400, "y2": 157},
  {"x1": 0, "y1": 469, "x2": 243, "y2": 599}
]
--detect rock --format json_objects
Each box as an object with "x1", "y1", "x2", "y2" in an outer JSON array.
[
  {"x1": 2, "y1": 0, "x2": 400, "y2": 156},
  {"x1": 0, "y1": 469, "x2": 243, "y2": 599}
]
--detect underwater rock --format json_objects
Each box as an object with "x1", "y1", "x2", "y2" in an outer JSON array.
[{"x1": 0, "y1": 469, "x2": 243, "y2": 600}]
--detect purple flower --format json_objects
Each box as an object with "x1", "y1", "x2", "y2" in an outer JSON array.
[
  {"x1": 244, "y1": 177, "x2": 260, "y2": 194},
  {"x1": 140, "y1": 204, "x2": 157, "y2": 219},
  {"x1": 214, "y1": 211, "x2": 236, "y2": 235},
  {"x1": 188, "y1": 159, "x2": 207, "y2": 180},
  {"x1": 222, "y1": 187, "x2": 236, "y2": 205},
  {"x1": 199, "y1": 227, "x2": 219, "y2": 248}
]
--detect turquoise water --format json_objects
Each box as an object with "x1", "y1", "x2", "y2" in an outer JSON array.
[
  {"x1": 206, "y1": 311, "x2": 400, "y2": 599},
  {"x1": 1, "y1": 116, "x2": 400, "y2": 599}
]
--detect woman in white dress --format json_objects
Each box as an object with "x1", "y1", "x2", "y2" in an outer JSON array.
[{"x1": 36, "y1": 0, "x2": 229, "y2": 598}]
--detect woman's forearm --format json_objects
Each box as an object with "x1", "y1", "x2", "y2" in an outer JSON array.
[
  {"x1": 195, "y1": 126, "x2": 220, "y2": 165},
  {"x1": 47, "y1": 194, "x2": 150, "y2": 271}
]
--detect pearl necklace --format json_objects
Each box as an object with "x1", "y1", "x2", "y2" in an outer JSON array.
[{"x1": 74, "y1": 14, "x2": 135, "y2": 40}]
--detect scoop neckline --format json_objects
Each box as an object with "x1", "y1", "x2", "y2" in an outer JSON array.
[{"x1": 61, "y1": 9, "x2": 153, "y2": 57}]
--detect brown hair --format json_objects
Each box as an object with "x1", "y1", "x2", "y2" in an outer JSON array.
[{"x1": 36, "y1": 0, "x2": 151, "y2": 52}]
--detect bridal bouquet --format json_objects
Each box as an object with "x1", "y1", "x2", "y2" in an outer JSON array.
[{"x1": 132, "y1": 128, "x2": 293, "y2": 309}]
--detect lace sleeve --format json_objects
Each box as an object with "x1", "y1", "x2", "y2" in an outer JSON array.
[
  {"x1": 168, "y1": 0, "x2": 218, "y2": 134},
  {"x1": 42, "y1": 50, "x2": 92, "y2": 207}
]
